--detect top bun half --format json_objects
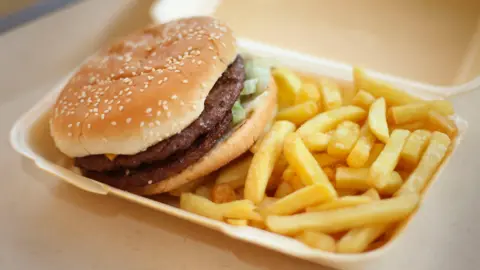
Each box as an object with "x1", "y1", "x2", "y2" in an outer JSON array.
[{"x1": 50, "y1": 17, "x2": 237, "y2": 158}]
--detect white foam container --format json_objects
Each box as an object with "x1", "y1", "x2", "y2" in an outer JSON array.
[{"x1": 8, "y1": 1, "x2": 474, "y2": 269}]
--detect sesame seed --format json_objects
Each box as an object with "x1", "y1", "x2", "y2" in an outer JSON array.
[
  {"x1": 146, "y1": 108, "x2": 152, "y2": 113},
  {"x1": 87, "y1": 124, "x2": 91, "y2": 129},
  {"x1": 155, "y1": 120, "x2": 161, "y2": 126},
  {"x1": 101, "y1": 114, "x2": 105, "y2": 119},
  {"x1": 167, "y1": 112, "x2": 171, "y2": 118},
  {"x1": 164, "y1": 77, "x2": 168, "y2": 82},
  {"x1": 157, "y1": 80, "x2": 163, "y2": 85},
  {"x1": 68, "y1": 124, "x2": 73, "y2": 128},
  {"x1": 140, "y1": 121, "x2": 145, "y2": 127},
  {"x1": 119, "y1": 106, "x2": 124, "y2": 111},
  {"x1": 111, "y1": 121, "x2": 117, "y2": 126},
  {"x1": 213, "y1": 56, "x2": 217, "y2": 60},
  {"x1": 148, "y1": 122, "x2": 154, "y2": 128},
  {"x1": 148, "y1": 76, "x2": 154, "y2": 80},
  {"x1": 156, "y1": 111, "x2": 162, "y2": 116},
  {"x1": 171, "y1": 95, "x2": 178, "y2": 100},
  {"x1": 68, "y1": 132, "x2": 72, "y2": 137},
  {"x1": 76, "y1": 122, "x2": 81, "y2": 127},
  {"x1": 148, "y1": 180, "x2": 153, "y2": 184},
  {"x1": 182, "y1": 79, "x2": 188, "y2": 84},
  {"x1": 139, "y1": 89, "x2": 144, "y2": 92}
]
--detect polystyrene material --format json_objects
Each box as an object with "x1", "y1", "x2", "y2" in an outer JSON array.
[{"x1": 10, "y1": 39, "x2": 468, "y2": 269}]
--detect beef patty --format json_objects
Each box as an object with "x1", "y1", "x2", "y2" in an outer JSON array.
[
  {"x1": 83, "y1": 111, "x2": 233, "y2": 189},
  {"x1": 75, "y1": 55, "x2": 245, "y2": 172}
]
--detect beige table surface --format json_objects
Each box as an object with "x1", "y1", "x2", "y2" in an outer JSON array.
[{"x1": 1, "y1": 1, "x2": 480, "y2": 269}]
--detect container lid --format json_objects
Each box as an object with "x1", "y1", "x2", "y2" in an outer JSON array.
[{"x1": 151, "y1": 0, "x2": 480, "y2": 96}]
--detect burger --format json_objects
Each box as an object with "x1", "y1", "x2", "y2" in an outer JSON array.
[{"x1": 49, "y1": 17, "x2": 276, "y2": 195}]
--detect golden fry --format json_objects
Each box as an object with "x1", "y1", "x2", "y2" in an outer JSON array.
[
  {"x1": 347, "y1": 124, "x2": 376, "y2": 168},
  {"x1": 389, "y1": 103, "x2": 429, "y2": 125},
  {"x1": 306, "y1": 195, "x2": 372, "y2": 212},
  {"x1": 244, "y1": 121, "x2": 296, "y2": 204},
  {"x1": 354, "y1": 68, "x2": 421, "y2": 106},
  {"x1": 368, "y1": 98, "x2": 389, "y2": 143},
  {"x1": 363, "y1": 143, "x2": 384, "y2": 167},
  {"x1": 295, "y1": 83, "x2": 320, "y2": 105},
  {"x1": 427, "y1": 110, "x2": 458, "y2": 138},
  {"x1": 323, "y1": 167, "x2": 335, "y2": 181},
  {"x1": 369, "y1": 129, "x2": 410, "y2": 189},
  {"x1": 318, "y1": 79, "x2": 343, "y2": 111},
  {"x1": 352, "y1": 90, "x2": 376, "y2": 110},
  {"x1": 283, "y1": 133, "x2": 337, "y2": 196},
  {"x1": 327, "y1": 121, "x2": 361, "y2": 158},
  {"x1": 336, "y1": 167, "x2": 403, "y2": 196},
  {"x1": 266, "y1": 194, "x2": 420, "y2": 235},
  {"x1": 303, "y1": 132, "x2": 331, "y2": 152},
  {"x1": 297, "y1": 106, "x2": 367, "y2": 138},
  {"x1": 393, "y1": 121, "x2": 425, "y2": 132},
  {"x1": 262, "y1": 184, "x2": 335, "y2": 216},
  {"x1": 427, "y1": 100, "x2": 454, "y2": 116},
  {"x1": 180, "y1": 193, "x2": 223, "y2": 220},
  {"x1": 296, "y1": 231, "x2": 336, "y2": 252},
  {"x1": 400, "y1": 130, "x2": 432, "y2": 168},
  {"x1": 396, "y1": 131, "x2": 451, "y2": 196},
  {"x1": 195, "y1": 186, "x2": 212, "y2": 200},
  {"x1": 276, "y1": 101, "x2": 319, "y2": 125},
  {"x1": 272, "y1": 67, "x2": 302, "y2": 108}
]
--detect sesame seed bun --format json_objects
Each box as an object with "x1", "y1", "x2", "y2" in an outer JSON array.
[
  {"x1": 50, "y1": 17, "x2": 237, "y2": 158},
  {"x1": 130, "y1": 79, "x2": 277, "y2": 195}
]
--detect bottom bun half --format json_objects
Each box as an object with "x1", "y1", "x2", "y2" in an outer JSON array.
[{"x1": 129, "y1": 79, "x2": 277, "y2": 195}]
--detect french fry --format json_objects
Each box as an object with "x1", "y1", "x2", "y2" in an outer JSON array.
[
  {"x1": 369, "y1": 129, "x2": 410, "y2": 190},
  {"x1": 303, "y1": 132, "x2": 331, "y2": 152},
  {"x1": 400, "y1": 130, "x2": 432, "y2": 168},
  {"x1": 295, "y1": 83, "x2": 320, "y2": 105},
  {"x1": 337, "y1": 168, "x2": 403, "y2": 195},
  {"x1": 276, "y1": 101, "x2": 319, "y2": 125},
  {"x1": 216, "y1": 155, "x2": 253, "y2": 189},
  {"x1": 347, "y1": 124, "x2": 376, "y2": 168},
  {"x1": 211, "y1": 184, "x2": 237, "y2": 203},
  {"x1": 337, "y1": 221, "x2": 389, "y2": 253},
  {"x1": 272, "y1": 67, "x2": 302, "y2": 108},
  {"x1": 219, "y1": 200, "x2": 262, "y2": 220},
  {"x1": 427, "y1": 100, "x2": 454, "y2": 116},
  {"x1": 396, "y1": 132, "x2": 451, "y2": 196},
  {"x1": 327, "y1": 121, "x2": 361, "y2": 158},
  {"x1": 389, "y1": 103, "x2": 429, "y2": 125},
  {"x1": 427, "y1": 110, "x2": 458, "y2": 138},
  {"x1": 274, "y1": 181, "x2": 294, "y2": 198},
  {"x1": 226, "y1": 219, "x2": 248, "y2": 226},
  {"x1": 336, "y1": 187, "x2": 388, "y2": 253},
  {"x1": 262, "y1": 184, "x2": 335, "y2": 216},
  {"x1": 180, "y1": 193, "x2": 223, "y2": 220},
  {"x1": 354, "y1": 68, "x2": 421, "y2": 106},
  {"x1": 296, "y1": 106, "x2": 367, "y2": 138},
  {"x1": 283, "y1": 133, "x2": 337, "y2": 196},
  {"x1": 341, "y1": 84, "x2": 358, "y2": 106},
  {"x1": 318, "y1": 79, "x2": 343, "y2": 111},
  {"x1": 296, "y1": 231, "x2": 336, "y2": 252},
  {"x1": 306, "y1": 195, "x2": 372, "y2": 212},
  {"x1": 314, "y1": 153, "x2": 344, "y2": 167},
  {"x1": 364, "y1": 143, "x2": 384, "y2": 167},
  {"x1": 195, "y1": 186, "x2": 212, "y2": 200},
  {"x1": 282, "y1": 166, "x2": 296, "y2": 182},
  {"x1": 266, "y1": 194, "x2": 420, "y2": 235},
  {"x1": 393, "y1": 121, "x2": 425, "y2": 132},
  {"x1": 352, "y1": 89, "x2": 376, "y2": 110},
  {"x1": 368, "y1": 98, "x2": 389, "y2": 143},
  {"x1": 249, "y1": 219, "x2": 266, "y2": 229},
  {"x1": 244, "y1": 121, "x2": 296, "y2": 204}
]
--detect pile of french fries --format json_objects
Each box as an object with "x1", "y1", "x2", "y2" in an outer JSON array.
[{"x1": 176, "y1": 67, "x2": 457, "y2": 254}]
